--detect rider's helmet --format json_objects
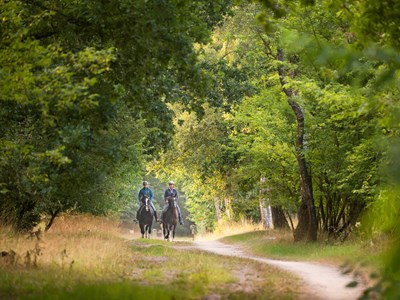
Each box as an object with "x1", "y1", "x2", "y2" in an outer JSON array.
[
  {"x1": 168, "y1": 181, "x2": 175, "y2": 185},
  {"x1": 143, "y1": 181, "x2": 149, "y2": 186}
]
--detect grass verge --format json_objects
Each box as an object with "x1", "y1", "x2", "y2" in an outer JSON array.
[
  {"x1": 221, "y1": 230, "x2": 384, "y2": 263},
  {"x1": 0, "y1": 215, "x2": 304, "y2": 300},
  {"x1": 221, "y1": 229, "x2": 386, "y2": 287}
]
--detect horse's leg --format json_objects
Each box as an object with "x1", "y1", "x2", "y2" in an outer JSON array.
[
  {"x1": 168, "y1": 225, "x2": 173, "y2": 242},
  {"x1": 139, "y1": 223, "x2": 145, "y2": 238},
  {"x1": 147, "y1": 223, "x2": 152, "y2": 239},
  {"x1": 165, "y1": 225, "x2": 169, "y2": 240},
  {"x1": 163, "y1": 224, "x2": 168, "y2": 240},
  {"x1": 161, "y1": 222, "x2": 166, "y2": 239}
]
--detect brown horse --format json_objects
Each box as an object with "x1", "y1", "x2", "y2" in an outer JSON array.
[
  {"x1": 137, "y1": 196, "x2": 155, "y2": 238},
  {"x1": 161, "y1": 196, "x2": 178, "y2": 241}
]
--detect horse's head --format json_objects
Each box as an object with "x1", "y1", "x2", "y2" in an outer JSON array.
[
  {"x1": 166, "y1": 196, "x2": 176, "y2": 207},
  {"x1": 141, "y1": 196, "x2": 150, "y2": 211}
]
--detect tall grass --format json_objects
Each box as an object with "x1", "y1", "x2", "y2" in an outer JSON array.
[
  {"x1": 0, "y1": 214, "x2": 304, "y2": 300},
  {"x1": 0, "y1": 214, "x2": 137, "y2": 299},
  {"x1": 195, "y1": 218, "x2": 264, "y2": 241},
  {"x1": 222, "y1": 230, "x2": 386, "y2": 266},
  {"x1": 1, "y1": 214, "x2": 132, "y2": 273}
]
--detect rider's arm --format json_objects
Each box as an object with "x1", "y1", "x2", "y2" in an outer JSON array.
[
  {"x1": 149, "y1": 189, "x2": 153, "y2": 201},
  {"x1": 164, "y1": 189, "x2": 168, "y2": 202},
  {"x1": 174, "y1": 189, "x2": 178, "y2": 201},
  {"x1": 138, "y1": 189, "x2": 142, "y2": 203}
]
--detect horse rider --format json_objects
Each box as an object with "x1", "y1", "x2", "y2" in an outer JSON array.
[
  {"x1": 160, "y1": 181, "x2": 184, "y2": 225},
  {"x1": 136, "y1": 181, "x2": 158, "y2": 221}
]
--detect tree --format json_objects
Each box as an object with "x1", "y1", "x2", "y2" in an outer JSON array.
[
  {"x1": 149, "y1": 104, "x2": 238, "y2": 232},
  {"x1": 0, "y1": 1, "x2": 121, "y2": 229},
  {"x1": 220, "y1": 1, "x2": 382, "y2": 241},
  {"x1": 0, "y1": 0, "x2": 233, "y2": 231},
  {"x1": 252, "y1": 0, "x2": 400, "y2": 296},
  {"x1": 276, "y1": 47, "x2": 318, "y2": 241}
]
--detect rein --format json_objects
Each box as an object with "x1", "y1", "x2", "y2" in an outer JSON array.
[
  {"x1": 141, "y1": 197, "x2": 152, "y2": 213},
  {"x1": 166, "y1": 197, "x2": 176, "y2": 208}
]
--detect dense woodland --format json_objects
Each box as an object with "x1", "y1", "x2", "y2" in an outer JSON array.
[{"x1": 1, "y1": 0, "x2": 400, "y2": 297}]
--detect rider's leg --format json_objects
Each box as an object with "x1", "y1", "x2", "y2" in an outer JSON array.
[
  {"x1": 177, "y1": 205, "x2": 184, "y2": 225},
  {"x1": 136, "y1": 204, "x2": 144, "y2": 220},
  {"x1": 150, "y1": 202, "x2": 158, "y2": 221}
]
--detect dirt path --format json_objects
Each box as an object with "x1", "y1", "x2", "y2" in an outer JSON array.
[{"x1": 194, "y1": 240, "x2": 364, "y2": 300}]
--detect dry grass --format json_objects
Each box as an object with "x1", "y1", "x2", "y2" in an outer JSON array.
[
  {"x1": 194, "y1": 218, "x2": 266, "y2": 241},
  {"x1": 195, "y1": 217, "x2": 299, "y2": 242},
  {"x1": 0, "y1": 214, "x2": 134, "y2": 274},
  {"x1": 0, "y1": 213, "x2": 139, "y2": 299},
  {"x1": 0, "y1": 215, "x2": 306, "y2": 299}
]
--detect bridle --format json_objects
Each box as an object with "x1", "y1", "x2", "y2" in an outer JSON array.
[
  {"x1": 167, "y1": 196, "x2": 176, "y2": 208},
  {"x1": 141, "y1": 196, "x2": 150, "y2": 212}
]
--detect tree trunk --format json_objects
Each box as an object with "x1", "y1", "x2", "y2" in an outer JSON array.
[
  {"x1": 45, "y1": 209, "x2": 61, "y2": 232},
  {"x1": 259, "y1": 195, "x2": 267, "y2": 228},
  {"x1": 224, "y1": 197, "x2": 233, "y2": 220},
  {"x1": 215, "y1": 200, "x2": 222, "y2": 221},
  {"x1": 276, "y1": 47, "x2": 318, "y2": 242},
  {"x1": 285, "y1": 210, "x2": 295, "y2": 231},
  {"x1": 271, "y1": 206, "x2": 290, "y2": 229},
  {"x1": 259, "y1": 179, "x2": 267, "y2": 228}
]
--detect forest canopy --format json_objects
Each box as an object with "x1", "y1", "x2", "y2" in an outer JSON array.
[{"x1": 0, "y1": 0, "x2": 232, "y2": 230}]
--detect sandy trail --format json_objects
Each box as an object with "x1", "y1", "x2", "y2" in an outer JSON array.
[{"x1": 194, "y1": 240, "x2": 364, "y2": 300}]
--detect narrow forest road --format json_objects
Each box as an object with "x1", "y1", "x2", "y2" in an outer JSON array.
[{"x1": 194, "y1": 240, "x2": 364, "y2": 300}]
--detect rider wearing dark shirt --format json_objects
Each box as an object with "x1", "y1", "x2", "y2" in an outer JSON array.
[
  {"x1": 161, "y1": 181, "x2": 183, "y2": 225},
  {"x1": 137, "y1": 181, "x2": 158, "y2": 221}
]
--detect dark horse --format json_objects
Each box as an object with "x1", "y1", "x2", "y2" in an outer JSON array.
[
  {"x1": 161, "y1": 196, "x2": 178, "y2": 241},
  {"x1": 137, "y1": 196, "x2": 155, "y2": 238}
]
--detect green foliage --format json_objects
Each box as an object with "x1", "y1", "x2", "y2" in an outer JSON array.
[
  {"x1": 251, "y1": 0, "x2": 400, "y2": 295},
  {"x1": 169, "y1": 0, "x2": 395, "y2": 241},
  {"x1": 341, "y1": 0, "x2": 400, "y2": 50},
  {"x1": 230, "y1": 88, "x2": 299, "y2": 211},
  {"x1": 0, "y1": 1, "x2": 122, "y2": 229},
  {"x1": 219, "y1": 3, "x2": 383, "y2": 238},
  {"x1": 300, "y1": 82, "x2": 381, "y2": 236},
  {"x1": 150, "y1": 1, "x2": 389, "y2": 235},
  {"x1": 0, "y1": 0, "x2": 233, "y2": 230},
  {"x1": 149, "y1": 104, "x2": 236, "y2": 231}
]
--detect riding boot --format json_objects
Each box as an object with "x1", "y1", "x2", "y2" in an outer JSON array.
[
  {"x1": 178, "y1": 213, "x2": 184, "y2": 225},
  {"x1": 154, "y1": 211, "x2": 158, "y2": 222}
]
